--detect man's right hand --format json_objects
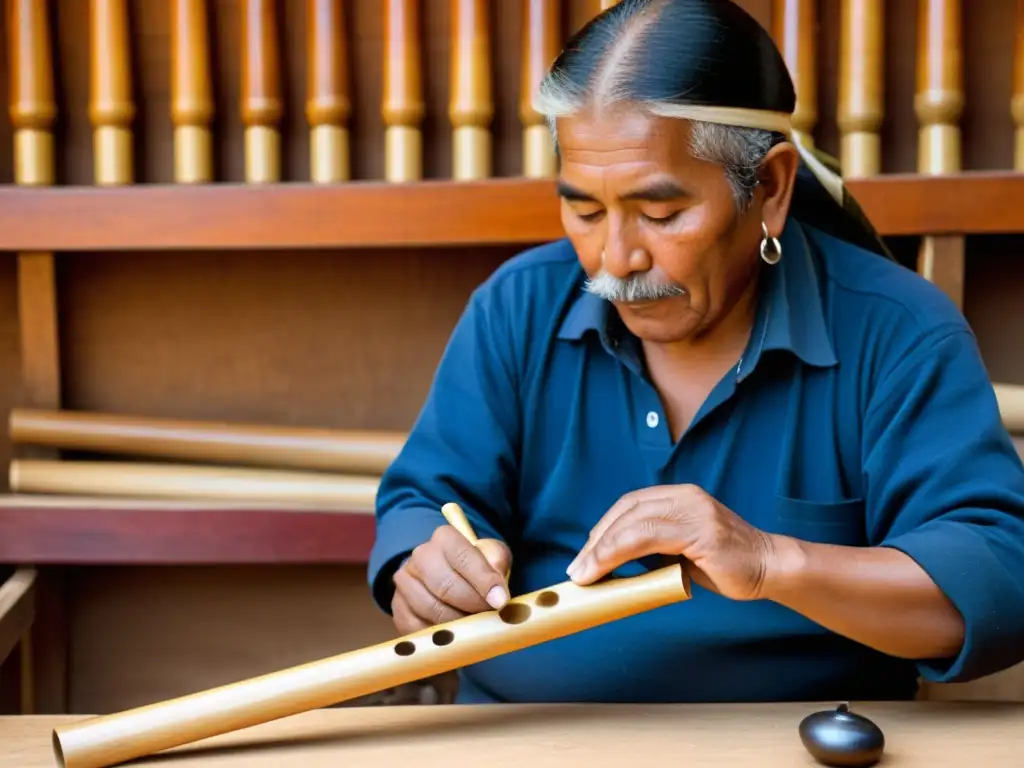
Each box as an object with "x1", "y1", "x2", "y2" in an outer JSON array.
[{"x1": 391, "y1": 524, "x2": 512, "y2": 635}]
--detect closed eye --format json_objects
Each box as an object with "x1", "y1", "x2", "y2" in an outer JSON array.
[{"x1": 643, "y1": 211, "x2": 681, "y2": 225}]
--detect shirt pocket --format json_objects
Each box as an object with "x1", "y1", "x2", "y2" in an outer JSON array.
[{"x1": 773, "y1": 495, "x2": 867, "y2": 546}]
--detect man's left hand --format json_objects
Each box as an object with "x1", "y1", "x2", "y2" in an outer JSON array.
[{"x1": 566, "y1": 484, "x2": 780, "y2": 601}]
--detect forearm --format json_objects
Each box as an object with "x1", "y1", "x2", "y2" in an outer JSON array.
[{"x1": 762, "y1": 533, "x2": 965, "y2": 660}]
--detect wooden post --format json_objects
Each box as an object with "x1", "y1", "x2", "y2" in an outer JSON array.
[
  {"x1": 838, "y1": 0, "x2": 884, "y2": 177},
  {"x1": 171, "y1": 0, "x2": 214, "y2": 183},
  {"x1": 241, "y1": 0, "x2": 282, "y2": 183},
  {"x1": 915, "y1": 0, "x2": 964, "y2": 309},
  {"x1": 450, "y1": 0, "x2": 492, "y2": 180},
  {"x1": 773, "y1": 0, "x2": 817, "y2": 147},
  {"x1": 1013, "y1": 0, "x2": 1024, "y2": 170},
  {"x1": 383, "y1": 0, "x2": 424, "y2": 182},
  {"x1": 520, "y1": 0, "x2": 560, "y2": 178},
  {"x1": 89, "y1": 0, "x2": 134, "y2": 184},
  {"x1": 8, "y1": 0, "x2": 63, "y2": 715},
  {"x1": 307, "y1": 0, "x2": 350, "y2": 183}
]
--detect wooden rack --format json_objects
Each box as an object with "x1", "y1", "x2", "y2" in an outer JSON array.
[
  {"x1": 1, "y1": 172, "x2": 1024, "y2": 254},
  {"x1": 1, "y1": 0, "x2": 1024, "y2": 715}
]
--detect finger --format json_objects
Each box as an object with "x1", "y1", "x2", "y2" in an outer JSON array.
[
  {"x1": 569, "y1": 499, "x2": 687, "y2": 584},
  {"x1": 436, "y1": 527, "x2": 510, "y2": 609},
  {"x1": 477, "y1": 538, "x2": 512, "y2": 580},
  {"x1": 391, "y1": 589, "x2": 432, "y2": 635},
  {"x1": 570, "y1": 487, "x2": 677, "y2": 572},
  {"x1": 405, "y1": 538, "x2": 489, "y2": 615},
  {"x1": 395, "y1": 563, "x2": 470, "y2": 626}
]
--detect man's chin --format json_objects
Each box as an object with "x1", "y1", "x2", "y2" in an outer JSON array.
[{"x1": 616, "y1": 300, "x2": 699, "y2": 343}]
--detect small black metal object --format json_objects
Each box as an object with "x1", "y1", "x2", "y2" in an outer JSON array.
[{"x1": 798, "y1": 702, "x2": 885, "y2": 767}]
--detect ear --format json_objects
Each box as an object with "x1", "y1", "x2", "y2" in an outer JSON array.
[{"x1": 756, "y1": 141, "x2": 800, "y2": 239}]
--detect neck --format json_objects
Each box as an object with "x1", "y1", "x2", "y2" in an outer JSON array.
[{"x1": 643, "y1": 269, "x2": 762, "y2": 371}]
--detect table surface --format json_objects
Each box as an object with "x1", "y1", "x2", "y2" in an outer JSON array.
[{"x1": 2, "y1": 701, "x2": 1022, "y2": 767}]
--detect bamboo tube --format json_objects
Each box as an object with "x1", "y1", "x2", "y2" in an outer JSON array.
[
  {"x1": 521, "y1": 0, "x2": 560, "y2": 178},
  {"x1": 171, "y1": 0, "x2": 214, "y2": 183},
  {"x1": 242, "y1": 0, "x2": 282, "y2": 183},
  {"x1": 1013, "y1": 0, "x2": 1024, "y2": 170},
  {"x1": 89, "y1": 0, "x2": 134, "y2": 184},
  {"x1": 9, "y1": 0, "x2": 56, "y2": 186},
  {"x1": 450, "y1": 0, "x2": 492, "y2": 180},
  {"x1": 9, "y1": 459, "x2": 380, "y2": 511},
  {"x1": 995, "y1": 383, "x2": 1024, "y2": 432},
  {"x1": 773, "y1": 0, "x2": 817, "y2": 147},
  {"x1": 9, "y1": 407, "x2": 406, "y2": 474},
  {"x1": 838, "y1": 0, "x2": 884, "y2": 177},
  {"x1": 383, "y1": 0, "x2": 424, "y2": 182},
  {"x1": 914, "y1": 0, "x2": 964, "y2": 308},
  {"x1": 52, "y1": 562, "x2": 691, "y2": 768},
  {"x1": 307, "y1": 0, "x2": 350, "y2": 183}
]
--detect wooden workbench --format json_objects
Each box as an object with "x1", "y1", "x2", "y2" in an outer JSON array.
[{"x1": 2, "y1": 701, "x2": 1022, "y2": 767}]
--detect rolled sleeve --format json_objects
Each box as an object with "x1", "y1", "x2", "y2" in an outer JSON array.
[
  {"x1": 864, "y1": 323, "x2": 1024, "y2": 683},
  {"x1": 367, "y1": 273, "x2": 523, "y2": 614},
  {"x1": 883, "y1": 519, "x2": 1024, "y2": 682}
]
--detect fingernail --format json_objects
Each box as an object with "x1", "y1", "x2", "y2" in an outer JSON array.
[
  {"x1": 568, "y1": 560, "x2": 587, "y2": 582},
  {"x1": 486, "y1": 585, "x2": 508, "y2": 609}
]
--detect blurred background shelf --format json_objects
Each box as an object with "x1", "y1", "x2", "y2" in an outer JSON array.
[
  {"x1": 1, "y1": 172, "x2": 1024, "y2": 253},
  {"x1": 0, "y1": 495, "x2": 375, "y2": 566}
]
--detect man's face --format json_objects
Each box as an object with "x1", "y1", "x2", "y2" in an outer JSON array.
[{"x1": 556, "y1": 109, "x2": 771, "y2": 346}]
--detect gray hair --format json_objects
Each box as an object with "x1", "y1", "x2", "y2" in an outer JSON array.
[{"x1": 532, "y1": 0, "x2": 783, "y2": 210}]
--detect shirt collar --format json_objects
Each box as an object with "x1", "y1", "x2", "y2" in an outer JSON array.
[{"x1": 556, "y1": 218, "x2": 838, "y2": 374}]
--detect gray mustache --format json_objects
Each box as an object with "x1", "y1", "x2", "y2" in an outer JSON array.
[{"x1": 583, "y1": 270, "x2": 687, "y2": 302}]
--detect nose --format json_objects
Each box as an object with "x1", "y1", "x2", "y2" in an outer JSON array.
[{"x1": 602, "y1": 214, "x2": 652, "y2": 277}]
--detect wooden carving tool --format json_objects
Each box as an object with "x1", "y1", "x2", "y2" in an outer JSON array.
[
  {"x1": 441, "y1": 501, "x2": 511, "y2": 582},
  {"x1": 52, "y1": 546, "x2": 691, "y2": 768}
]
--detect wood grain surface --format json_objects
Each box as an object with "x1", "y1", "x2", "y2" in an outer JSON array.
[
  {"x1": 0, "y1": 495, "x2": 374, "y2": 564},
  {"x1": 0, "y1": 173, "x2": 1020, "y2": 253},
  {"x1": 1, "y1": 701, "x2": 1022, "y2": 766}
]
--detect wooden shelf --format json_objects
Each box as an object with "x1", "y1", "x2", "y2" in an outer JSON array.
[
  {"x1": 0, "y1": 172, "x2": 1021, "y2": 253},
  {"x1": 0, "y1": 496, "x2": 375, "y2": 565}
]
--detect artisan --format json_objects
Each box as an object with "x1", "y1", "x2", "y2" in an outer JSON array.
[{"x1": 368, "y1": 0, "x2": 1024, "y2": 704}]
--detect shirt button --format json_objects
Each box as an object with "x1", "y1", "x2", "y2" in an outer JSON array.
[{"x1": 646, "y1": 411, "x2": 659, "y2": 428}]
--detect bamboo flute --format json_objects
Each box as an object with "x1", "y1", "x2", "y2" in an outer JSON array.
[
  {"x1": 9, "y1": 459, "x2": 380, "y2": 510},
  {"x1": 48, "y1": 505, "x2": 688, "y2": 768},
  {"x1": 52, "y1": 562, "x2": 691, "y2": 768},
  {"x1": 9, "y1": 407, "x2": 407, "y2": 475}
]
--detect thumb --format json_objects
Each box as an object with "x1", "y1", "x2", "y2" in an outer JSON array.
[{"x1": 477, "y1": 538, "x2": 512, "y2": 582}]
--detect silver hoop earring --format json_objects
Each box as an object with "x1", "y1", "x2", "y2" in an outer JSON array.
[{"x1": 760, "y1": 222, "x2": 782, "y2": 265}]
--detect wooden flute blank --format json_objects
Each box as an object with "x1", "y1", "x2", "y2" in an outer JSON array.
[
  {"x1": 9, "y1": 459, "x2": 379, "y2": 511},
  {"x1": 995, "y1": 383, "x2": 1024, "y2": 432},
  {"x1": 52, "y1": 563, "x2": 691, "y2": 768},
  {"x1": 9, "y1": 408, "x2": 406, "y2": 475}
]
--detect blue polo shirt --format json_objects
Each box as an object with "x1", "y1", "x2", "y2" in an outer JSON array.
[{"x1": 368, "y1": 217, "x2": 1024, "y2": 704}]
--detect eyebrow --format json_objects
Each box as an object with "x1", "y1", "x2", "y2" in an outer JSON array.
[{"x1": 555, "y1": 179, "x2": 690, "y2": 203}]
